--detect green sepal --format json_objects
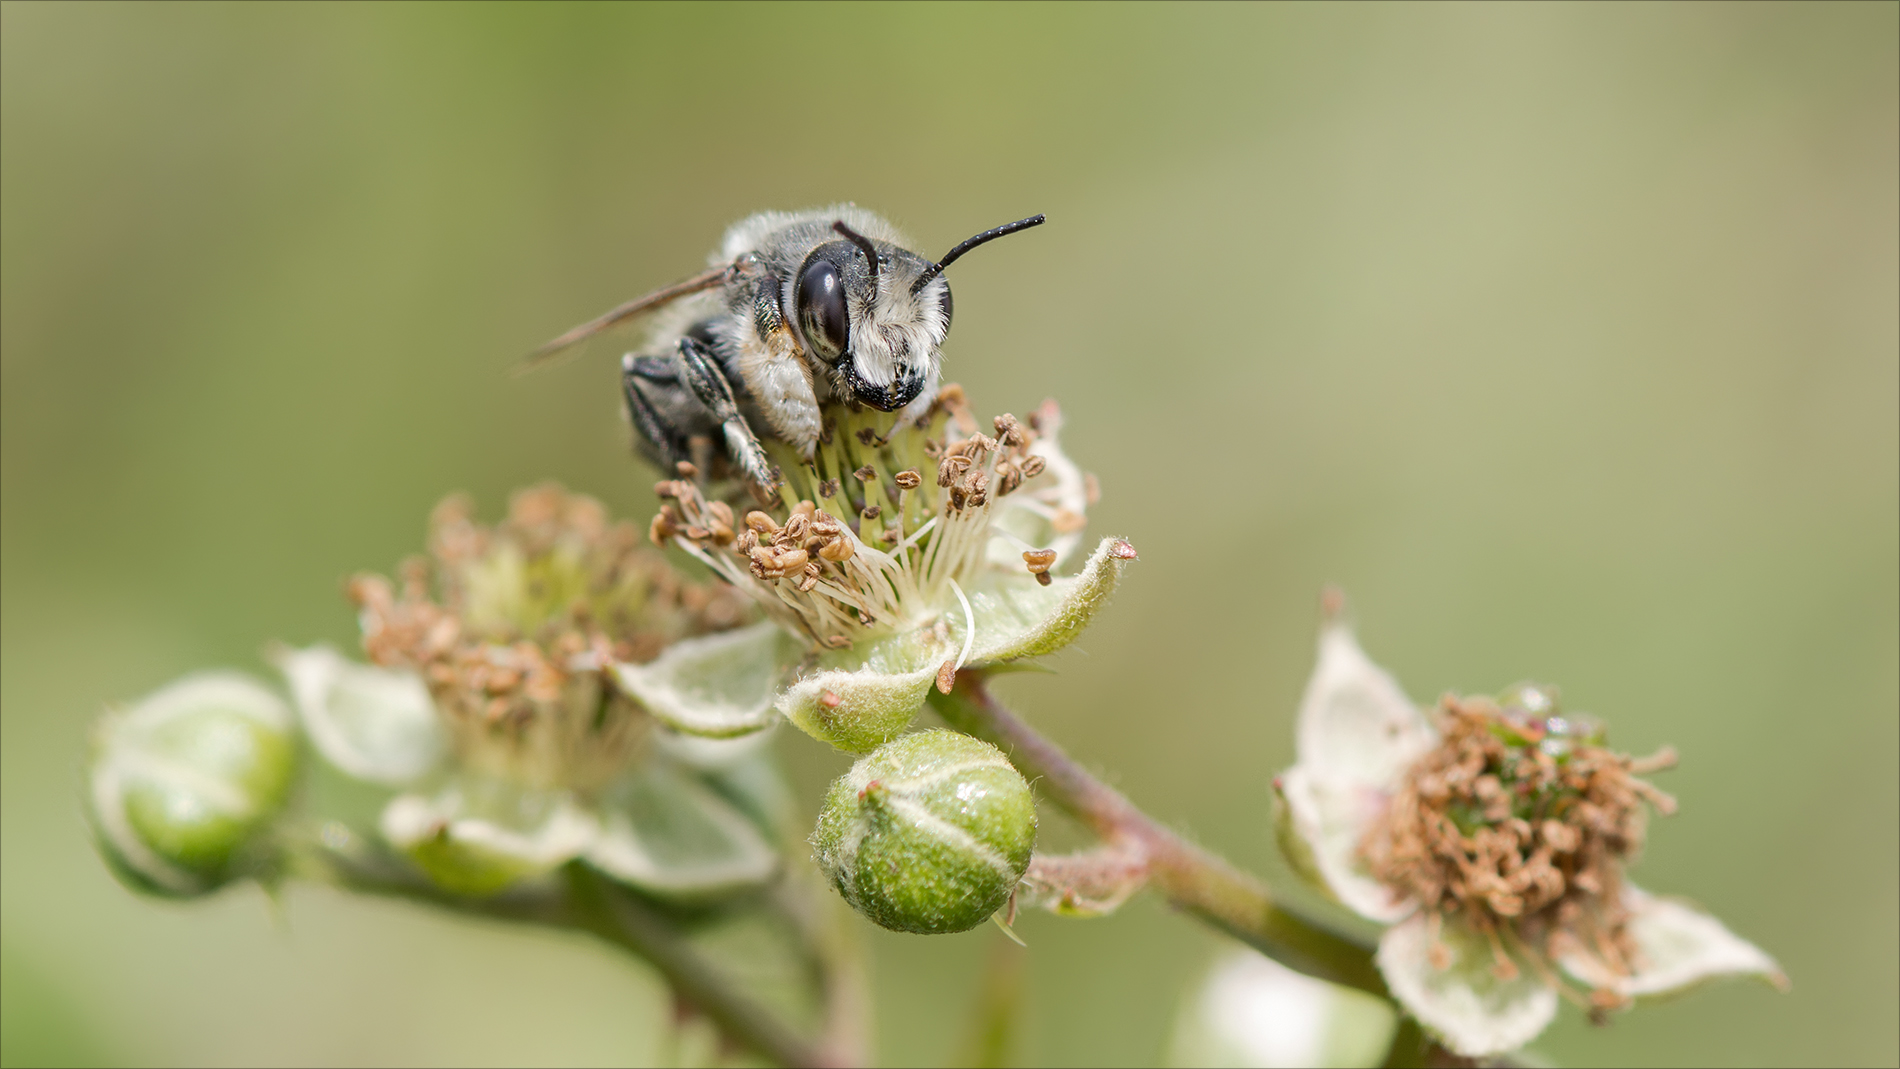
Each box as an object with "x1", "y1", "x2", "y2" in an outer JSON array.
[{"x1": 613, "y1": 621, "x2": 796, "y2": 739}]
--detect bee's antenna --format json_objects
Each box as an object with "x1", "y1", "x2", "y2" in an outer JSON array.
[
  {"x1": 910, "y1": 214, "x2": 1046, "y2": 295},
  {"x1": 831, "y1": 220, "x2": 881, "y2": 294}
]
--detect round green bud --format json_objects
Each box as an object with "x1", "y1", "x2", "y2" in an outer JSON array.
[
  {"x1": 811, "y1": 729, "x2": 1036, "y2": 934},
  {"x1": 89, "y1": 672, "x2": 298, "y2": 896}
]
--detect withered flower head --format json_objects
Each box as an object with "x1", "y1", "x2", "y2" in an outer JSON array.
[
  {"x1": 1275, "y1": 609, "x2": 1785, "y2": 1059},
  {"x1": 347, "y1": 484, "x2": 748, "y2": 792},
  {"x1": 1362, "y1": 690, "x2": 1678, "y2": 1009},
  {"x1": 278, "y1": 485, "x2": 776, "y2": 899},
  {"x1": 647, "y1": 388, "x2": 1138, "y2": 753}
]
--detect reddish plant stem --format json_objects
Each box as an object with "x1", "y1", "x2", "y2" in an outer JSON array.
[{"x1": 931, "y1": 672, "x2": 1387, "y2": 997}]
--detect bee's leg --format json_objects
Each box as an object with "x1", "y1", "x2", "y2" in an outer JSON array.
[
  {"x1": 676, "y1": 336, "x2": 780, "y2": 489},
  {"x1": 621, "y1": 354, "x2": 691, "y2": 472}
]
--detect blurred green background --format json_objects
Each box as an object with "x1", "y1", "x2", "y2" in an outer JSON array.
[{"x1": 3, "y1": 2, "x2": 1894, "y2": 1066}]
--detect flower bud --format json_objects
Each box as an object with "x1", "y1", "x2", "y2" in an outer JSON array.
[
  {"x1": 810, "y1": 730, "x2": 1035, "y2": 934},
  {"x1": 89, "y1": 672, "x2": 297, "y2": 896}
]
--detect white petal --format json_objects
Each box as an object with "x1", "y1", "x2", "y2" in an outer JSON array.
[
  {"x1": 277, "y1": 645, "x2": 443, "y2": 786},
  {"x1": 1377, "y1": 913, "x2": 1560, "y2": 1059},
  {"x1": 1276, "y1": 766, "x2": 1415, "y2": 923},
  {"x1": 611, "y1": 621, "x2": 793, "y2": 739},
  {"x1": 1167, "y1": 949, "x2": 1398, "y2": 1069},
  {"x1": 965, "y1": 536, "x2": 1139, "y2": 665},
  {"x1": 1558, "y1": 885, "x2": 1788, "y2": 998},
  {"x1": 1295, "y1": 624, "x2": 1434, "y2": 793},
  {"x1": 380, "y1": 780, "x2": 598, "y2": 896},
  {"x1": 585, "y1": 762, "x2": 778, "y2": 896}
]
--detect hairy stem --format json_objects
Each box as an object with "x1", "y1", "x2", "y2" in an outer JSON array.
[{"x1": 930, "y1": 673, "x2": 1386, "y2": 997}]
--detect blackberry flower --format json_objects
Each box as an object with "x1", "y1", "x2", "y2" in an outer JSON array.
[
  {"x1": 646, "y1": 388, "x2": 1137, "y2": 752},
  {"x1": 1274, "y1": 611, "x2": 1786, "y2": 1058},
  {"x1": 280, "y1": 485, "x2": 779, "y2": 897}
]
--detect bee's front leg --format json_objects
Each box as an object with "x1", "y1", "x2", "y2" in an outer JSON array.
[
  {"x1": 676, "y1": 336, "x2": 780, "y2": 490},
  {"x1": 621, "y1": 354, "x2": 691, "y2": 472}
]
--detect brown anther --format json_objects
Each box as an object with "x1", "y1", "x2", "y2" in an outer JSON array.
[
  {"x1": 949, "y1": 454, "x2": 974, "y2": 473},
  {"x1": 683, "y1": 525, "x2": 709, "y2": 541},
  {"x1": 1022, "y1": 549, "x2": 1057, "y2": 574},
  {"x1": 937, "y1": 459, "x2": 957, "y2": 488},
  {"x1": 782, "y1": 513, "x2": 811, "y2": 544},
  {"x1": 859, "y1": 504, "x2": 881, "y2": 521},
  {"x1": 648, "y1": 513, "x2": 675, "y2": 547},
  {"x1": 997, "y1": 466, "x2": 1023, "y2": 496},
  {"x1": 707, "y1": 521, "x2": 733, "y2": 545},
  {"x1": 775, "y1": 548, "x2": 810, "y2": 573},
  {"x1": 735, "y1": 529, "x2": 757, "y2": 553},
  {"x1": 791, "y1": 500, "x2": 816, "y2": 519},
  {"x1": 1035, "y1": 571, "x2": 1053, "y2": 587},
  {"x1": 878, "y1": 527, "x2": 899, "y2": 545},
  {"x1": 653, "y1": 479, "x2": 680, "y2": 499},
  {"x1": 893, "y1": 469, "x2": 922, "y2": 490},
  {"x1": 1021, "y1": 455, "x2": 1047, "y2": 478},
  {"x1": 818, "y1": 478, "x2": 841, "y2": 499},
  {"x1": 820, "y1": 538, "x2": 855, "y2": 562},
  {"x1": 811, "y1": 513, "x2": 843, "y2": 536},
  {"x1": 822, "y1": 635, "x2": 853, "y2": 650},
  {"x1": 675, "y1": 461, "x2": 699, "y2": 479},
  {"x1": 745, "y1": 511, "x2": 780, "y2": 534},
  {"x1": 853, "y1": 465, "x2": 876, "y2": 483},
  {"x1": 797, "y1": 571, "x2": 819, "y2": 592},
  {"x1": 855, "y1": 427, "x2": 879, "y2": 446},
  {"x1": 936, "y1": 660, "x2": 957, "y2": 694}
]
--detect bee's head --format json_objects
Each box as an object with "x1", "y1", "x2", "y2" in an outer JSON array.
[{"x1": 790, "y1": 215, "x2": 1043, "y2": 413}]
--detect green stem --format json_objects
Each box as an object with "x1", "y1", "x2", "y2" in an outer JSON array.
[{"x1": 930, "y1": 673, "x2": 1386, "y2": 997}]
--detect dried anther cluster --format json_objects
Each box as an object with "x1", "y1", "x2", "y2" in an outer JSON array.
[
  {"x1": 1362, "y1": 690, "x2": 1678, "y2": 1012},
  {"x1": 650, "y1": 386, "x2": 1090, "y2": 651},
  {"x1": 350, "y1": 484, "x2": 749, "y2": 791}
]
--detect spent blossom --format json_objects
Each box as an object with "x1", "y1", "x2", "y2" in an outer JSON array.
[
  {"x1": 645, "y1": 386, "x2": 1137, "y2": 752},
  {"x1": 1275, "y1": 606, "x2": 1786, "y2": 1058},
  {"x1": 280, "y1": 484, "x2": 780, "y2": 897}
]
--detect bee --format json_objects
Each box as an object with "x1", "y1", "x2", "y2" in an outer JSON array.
[{"x1": 526, "y1": 206, "x2": 1044, "y2": 492}]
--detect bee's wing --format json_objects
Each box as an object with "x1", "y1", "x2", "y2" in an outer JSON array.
[{"x1": 514, "y1": 264, "x2": 731, "y2": 375}]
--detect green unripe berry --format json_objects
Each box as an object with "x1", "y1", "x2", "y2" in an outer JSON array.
[
  {"x1": 90, "y1": 672, "x2": 298, "y2": 896},
  {"x1": 811, "y1": 729, "x2": 1036, "y2": 934}
]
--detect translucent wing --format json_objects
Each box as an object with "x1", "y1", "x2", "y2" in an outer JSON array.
[{"x1": 515, "y1": 264, "x2": 730, "y2": 375}]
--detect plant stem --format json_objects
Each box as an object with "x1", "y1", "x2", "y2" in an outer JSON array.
[
  {"x1": 300, "y1": 845, "x2": 836, "y2": 1068},
  {"x1": 931, "y1": 673, "x2": 1387, "y2": 997},
  {"x1": 564, "y1": 869, "x2": 839, "y2": 1068}
]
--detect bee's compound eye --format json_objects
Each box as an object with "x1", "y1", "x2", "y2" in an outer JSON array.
[{"x1": 796, "y1": 259, "x2": 849, "y2": 361}]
